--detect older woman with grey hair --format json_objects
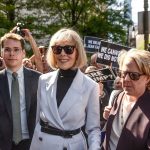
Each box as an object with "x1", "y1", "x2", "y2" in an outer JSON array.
[
  {"x1": 30, "y1": 28, "x2": 101, "y2": 150},
  {"x1": 102, "y1": 49, "x2": 150, "y2": 150}
]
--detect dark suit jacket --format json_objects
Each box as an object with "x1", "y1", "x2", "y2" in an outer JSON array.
[
  {"x1": 102, "y1": 90, "x2": 150, "y2": 150},
  {"x1": 0, "y1": 67, "x2": 41, "y2": 150}
]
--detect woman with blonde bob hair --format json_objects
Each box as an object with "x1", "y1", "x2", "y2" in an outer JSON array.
[
  {"x1": 46, "y1": 28, "x2": 87, "y2": 70},
  {"x1": 102, "y1": 49, "x2": 150, "y2": 150},
  {"x1": 30, "y1": 28, "x2": 101, "y2": 150}
]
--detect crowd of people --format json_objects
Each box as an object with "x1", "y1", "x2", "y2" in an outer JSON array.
[
  {"x1": 0, "y1": 27, "x2": 51, "y2": 74},
  {"x1": 0, "y1": 26, "x2": 150, "y2": 150}
]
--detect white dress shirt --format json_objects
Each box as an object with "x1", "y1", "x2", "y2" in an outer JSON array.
[{"x1": 7, "y1": 66, "x2": 29, "y2": 139}]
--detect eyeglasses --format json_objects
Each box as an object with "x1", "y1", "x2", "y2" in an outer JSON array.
[
  {"x1": 3, "y1": 48, "x2": 22, "y2": 55},
  {"x1": 117, "y1": 70, "x2": 144, "y2": 81},
  {"x1": 51, "y1": 45, "x2": 75, "y2": 55}
]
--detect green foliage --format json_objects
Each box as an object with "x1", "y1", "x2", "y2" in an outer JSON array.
[{"x1": 0, "y1": 0, "x2": 132, "y2": 46}]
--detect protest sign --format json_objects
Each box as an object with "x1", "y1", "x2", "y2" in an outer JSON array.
[
  {"x1": 84, "y1": 36, "x2": 101, "y2": 53},
  {"x1": 84, "y1": 36, "x2": 130, "y2": 67},
  {"x1": 85, "y1": 67, "x2": 116, "y2": 83},
  {"x1": 97, "y1": 40, "x2": 130, "y2": 67}
]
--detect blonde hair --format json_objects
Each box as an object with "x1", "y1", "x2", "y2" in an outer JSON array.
[
  {"x1": 118, "y1": 49, "x2": 150, "y2": 90},
  {"x1": 46, "y1": 28, "x2": 87, "y2": 70},
  {"x1": 0, "y1": 33, "x2": 25, "y2": 50}
]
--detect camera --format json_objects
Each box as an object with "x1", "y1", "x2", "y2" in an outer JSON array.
[{"x1": 15, "y1": 22, "x2": 25, "y2": 37}]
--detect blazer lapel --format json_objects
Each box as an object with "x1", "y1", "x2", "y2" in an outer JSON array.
[
  {"x1": 46, "y1": 70, "x2": 64, "y2": 129},
  {"x1": 0, "y1": 70, "x2": 12, "y2": 120},
  {"x1": 58, "y1": 69, "x2": 84, "y2": 119},
  {"x1": 24, "y1": 68, "x2": 32, "y2": 116}
]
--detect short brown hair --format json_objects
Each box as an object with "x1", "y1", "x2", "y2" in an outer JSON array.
[{"x1": 0, "y1": 33, "x2": 25, "y2": 50}]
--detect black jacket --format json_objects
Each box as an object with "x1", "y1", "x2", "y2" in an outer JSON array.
[{"x1": 0, "y1": 67, "x2": 41, "y2": 150}]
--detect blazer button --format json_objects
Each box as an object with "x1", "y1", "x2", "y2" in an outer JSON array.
[
  {"x1": 39, "y1": 137, "x2": 43, "y2": 141},
  {"x1": 63, "y1": 147, "x2": 67, "y2": 150}
]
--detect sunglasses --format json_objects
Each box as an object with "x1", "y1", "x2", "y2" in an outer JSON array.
[
  {"x1": 117, "y1": 70, "x2": 144, "y2": 81},
  {"x1": 51, "y1": 45, "x2": 75, "y2": 55}
]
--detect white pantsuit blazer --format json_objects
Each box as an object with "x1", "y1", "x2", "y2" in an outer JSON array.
[{"x1": 30, "y1": 69, "x2": 100, "y2": 150}]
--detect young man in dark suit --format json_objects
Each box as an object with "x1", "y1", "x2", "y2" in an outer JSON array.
[{"x1": 0, "y1": 33, "x2": 41, "y2": 150}]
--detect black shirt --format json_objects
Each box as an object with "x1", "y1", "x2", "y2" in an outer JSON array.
[{"x1": 56, "y1": 69, "x2": 77, "y2": 107}]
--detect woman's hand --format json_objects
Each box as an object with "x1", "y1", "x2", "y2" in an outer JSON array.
[
  {"x1": 103, "y1": 105, "x2": 112, "y2": 120},
  {"x1": 22, "y1": 29, "x2": 32, "y2": 41}
]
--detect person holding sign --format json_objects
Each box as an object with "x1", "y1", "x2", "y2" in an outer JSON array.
[
  {"x1": 90, "y1": 53, "x2": 114, "y2": 96},
  {"x1": 101, "y1": 49, "x2": 150, "y2": 150},
  {"x1": 85, "y1": 65, "x2": 109, "y2": 128},
  {"x1": 30, "y1": 28, "x2": 101, "y2": 150}
]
